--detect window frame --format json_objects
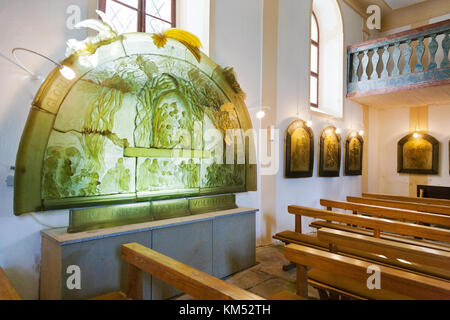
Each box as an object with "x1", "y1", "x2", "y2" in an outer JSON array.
[
  {"x1": 98, "y1": 0, "x2": 177, "y2": 32},
  {"x1": 310, "y1": 12, "x2": 319, "y2": 109}
]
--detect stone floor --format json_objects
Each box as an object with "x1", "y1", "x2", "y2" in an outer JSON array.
[{"x1": 176, "y1": 244, "x2": 319, "y2": 300}]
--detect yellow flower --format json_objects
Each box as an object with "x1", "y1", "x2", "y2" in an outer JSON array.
[
  {"x1": 152, "y1": 29, "x2": 203, "y2": 62},
  {"x1": 152, "y1": 33, "x2": 168, "y2": 48}
]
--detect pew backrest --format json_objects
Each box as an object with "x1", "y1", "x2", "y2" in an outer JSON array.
[
  {"x1": 121, "y1": 243, "x2": 264, "y2": 300},
  {"x1": 317, "y1": 228, "x2": 450, "y2": 271},
  {"x1": 288, "y1": 205, "x2": 450, "y2": 242},
  {"x1": 362, "y1": 193, "x2": 450, "y2": 207},
  {"x1": 320, "y1": 199, "x2": 450, "y2": 227},
  {"x1": 347, "y1": 196, "x2": 450, "y2": 216}
]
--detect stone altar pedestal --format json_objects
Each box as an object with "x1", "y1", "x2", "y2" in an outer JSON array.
[{"x1": 40, "y1": 207, "x2": 257, "y2": 300}]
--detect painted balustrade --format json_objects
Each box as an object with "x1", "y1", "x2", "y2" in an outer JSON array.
[{"x1": 347, "y1": 19, "x2": 450, "y2": 97}]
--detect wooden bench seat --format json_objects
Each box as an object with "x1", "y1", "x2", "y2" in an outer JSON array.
[
  {"x1": 284, "y1": 244, "x2": 450, "y2": 300},
  {"x1": 347, "y1": 196, "x2": 450, "y2": 216}
]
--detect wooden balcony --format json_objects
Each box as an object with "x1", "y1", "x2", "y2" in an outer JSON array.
[{"x1": 347, "y1": 20, "x2": 450, "y2": 108}]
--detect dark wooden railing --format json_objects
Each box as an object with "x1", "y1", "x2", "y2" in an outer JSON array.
[{"x1": 347, "y1": 19, "x2": 450, "y2": 97}]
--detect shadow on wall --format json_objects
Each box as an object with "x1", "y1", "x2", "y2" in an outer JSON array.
[{"x1": 3, "y1": 231, "x2": 42, "y2": 299}]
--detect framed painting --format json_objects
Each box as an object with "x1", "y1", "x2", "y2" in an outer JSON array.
[
  {"x1": 285, "y1": 120, "x2": 314, "y2": 178},
  {"x1": 397, "y1": 133, "x2": 439, "y2": 174},
  {"x1": 319, "y1": 126, "x2": 341, "y2": 177},
  {"x1": 344, "y1": 132, "x2": 363, "y2": 176}
]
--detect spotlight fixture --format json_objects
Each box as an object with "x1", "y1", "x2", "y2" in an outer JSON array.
[
  {"x1": 413, "y1": 132, "x2": 421, "y2": 139},
  {"x1": 12, "y1": 47, "x2": 76, "y2": 80},
  {"x1": 350, "y1": 131, "x2": 357, "y2": 138},
  {"x1": 256, "y1": 110, "x2": 266, "y2": 119},
  {"x1": 306, "y1": 120, "x2": 312, "y2": 127},
  {"x1": 358, "y1": 130, "x2": 364, "y2": 136},
  {"x1": 335, "y1": 128, "x2": 341, "y2": 134}
]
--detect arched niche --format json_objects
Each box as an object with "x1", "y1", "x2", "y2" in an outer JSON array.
[
  {"x1": 14, "y1": 33, "x2": 256, "y2": 215},
  {"x1": 285, "y1": 120, "x2": 314, "y2": 178},
  {"x1": 397, "y1": 133, "x2": 439, "y2": 174},
  {"x1": 344, "y1": 132, "x2": 363, "y2": 176},
  {"x1": 319, "y1": 126, "x2": 341, "y2": 177}
]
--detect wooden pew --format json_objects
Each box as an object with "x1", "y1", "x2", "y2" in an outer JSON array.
[
  {"x1": 320, "y1": 199, "x2": 450, "y2": 227},
  {"x1": 0, "y1": 267, "x2": 21, "y2": 300},
  {"x1": 362, "y1": 193, "x2": 450, "y2": 207},
  {"x1": 121, "y1": 243, "x2": 303, "y2": 300},
  {"x1": 288, "y1": 205, "x2": 450, "y2": 243},
  {"x1": 284, "y1": 243, "x2": 450, "y2": 300},
  {"x1": 347, "y1": 196, "x2": 450, "y2": 216},
  {"x1": 317, "y1": 228, "x2": 450, "y2": 271}
]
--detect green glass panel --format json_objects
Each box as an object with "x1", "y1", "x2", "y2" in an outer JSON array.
[{"x1": 15, "y1": 32, "x2": 256, "y2": 217}]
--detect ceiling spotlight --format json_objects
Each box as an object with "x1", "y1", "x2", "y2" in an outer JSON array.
[
  {"x1": 413, "y1": 132, "x2": 421, "y2": 139},
  {"x1": 12, "y1": 47, "x2": 76, "y2": 81},
  {"x1": 359, "y1": 130, "x2": 364, "y2": 136},
  {"x1": 256, "y1": 110, "x2": 265, "y2": 119},
  {"x1": 335, "y1": 128, "x2": 341, "y2": 134}
]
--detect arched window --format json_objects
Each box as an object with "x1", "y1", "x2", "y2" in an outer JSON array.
[
  {"x1": 98, "y1": 0, "x2": 176, "y2": 34},
  {"x1": 310, "y1": 12, "x2": 319, "y2": 108},
  {"x1": 310, "y1": 0, "x2": 344, "y2": 118}
]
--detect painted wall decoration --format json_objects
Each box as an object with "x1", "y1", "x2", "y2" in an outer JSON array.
[
  {"x1": 397, "y1": 133, "x2": 439, "y2": 174},
  {"x1": 319, "y1": 126, "x2": 341, "y2": 177},
  {"x1": 344, "y1": 132, "x2": 363, "y2": 176},
  {"x1": 14, "y1": 21, "x2": 256, "y2": 215},
  {"x1": 284, "y1": 120, "x2": 314, "y2": 178}
]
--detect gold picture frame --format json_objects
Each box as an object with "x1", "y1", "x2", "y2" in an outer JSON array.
[
  {"x1": 397, "y1": 133, "x2": 439, "y2": 174},
  {"x1": 319, "y1": 126, "x2": 341, "y2": 177},
  {"x1": 345, "y1": 132, "x2": 363, "y2": 176},
  {"x1": 285, "y1": 120, "x2": 314, "y2": 178}
]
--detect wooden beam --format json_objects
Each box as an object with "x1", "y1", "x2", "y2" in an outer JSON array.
[
  {"x1": 284, "y1": 244, "x2": 450, "y2": 300},
  {"x1": 0, "y1": 268, "x2": 21, "y2": 300},
  {"x1": 317, "y1": 228, "x2": 450, "y2": 271},
  {"x1": 288, "y1": 205, "x2": 450, "y2": 243},
  {"x1": 362, "y1": 193, "x2": 450, "y2": 207},
  {"x1": 320, "y1": 199, "x2": 450, "y2": 227},
  {"x1": 121, "y1": 243, "x2": 264, "y2": 300},
  {"x1": 347, "y1": 196, "x2": 450, "y2": 216}
]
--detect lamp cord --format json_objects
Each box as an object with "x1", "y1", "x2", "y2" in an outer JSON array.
[{"x1": 11, "y1": 47, "x2": 62, "y2": 79}]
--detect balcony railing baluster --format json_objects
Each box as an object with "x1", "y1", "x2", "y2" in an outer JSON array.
[
  {"x1": 402, "y1": 40, "x2": 413, "y2": 74},
  {"x1": 347, "y1": 19, "x2": 450, "y2": 97}
]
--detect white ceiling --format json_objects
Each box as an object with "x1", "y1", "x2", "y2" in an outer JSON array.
[{"x1": 383, "y1": 0, "x2": 427, "y2": 10}]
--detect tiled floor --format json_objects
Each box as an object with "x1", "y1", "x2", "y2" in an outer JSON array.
[{"x1": 176, "y1": 244, "x2": 319, "y2": 300}]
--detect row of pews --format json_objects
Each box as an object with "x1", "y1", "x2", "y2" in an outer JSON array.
[{"x1": 274, "y1": 192, "x2": 450, "y2": 300}]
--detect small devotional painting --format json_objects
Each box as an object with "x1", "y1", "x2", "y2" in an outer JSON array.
[
  {"x1": 319, "y1": 126, "x2": 341, "y2": 177},
  {"x1": 345, "y1": 132, "x2": 363, "y2": 176},
  {"x1": 285, "y1": 120, "x2": 314, "y2": 178},
  {"x1": 397, "y1": 133, "x2": 439, "y2": 174}
]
